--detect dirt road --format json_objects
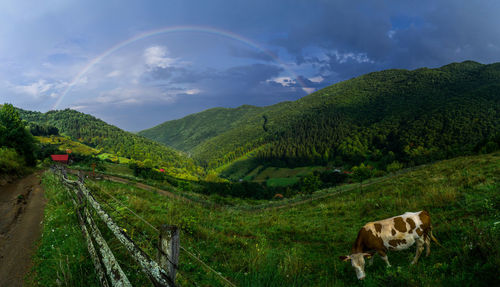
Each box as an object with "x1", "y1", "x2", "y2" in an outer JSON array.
[{"x1": 0, "y1": 171, "x2": 46, "y2": 287}]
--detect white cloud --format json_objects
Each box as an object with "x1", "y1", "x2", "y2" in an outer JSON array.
[
  {"x1": 387, "y1": 30, "x2": 396, "y2": 39},
  {"x1": 144, "y1": 46, "x2": 176, "y2": 69},
  {"x1": 106, "y1": 70, "x2": 121, "y2": 77},
  {"x1": 11, "y1": 80, "x2": 53, "y2": 97},
  {"x1": 69, "y1": 105, "x2": 88, "y2": 110},
  {"x1": 91, "y1": 87, "x2": 179, "y2": 106},
  {"x1": 302, "y1": 87, "x2": 316, "y2": 94},
  {"x1": 185, "y1": 88, "x2": 201, "y2": 95},
  {"x1": 267, "y1": 76, "x2": 296, "y2": 87},
  {"x1": 332, "y1": 50, "x2": 374, "y2": 64},
  {"x1": 76, "y1": 76, "x2": 88, "y2": 86},
  {"x1": 308, "y1": 76, "x2": 324, "y2": 83}
]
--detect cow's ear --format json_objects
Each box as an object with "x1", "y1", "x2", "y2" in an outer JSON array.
[{"x1": 339, "y1": 255, "x2": 351, "y2": 262}]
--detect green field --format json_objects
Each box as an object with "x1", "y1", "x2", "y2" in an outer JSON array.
[
  {"x1": 33, "y1": 151, "x2": 499, "y2": 286},
  {"x1": 265, "y1": 177, "x2": 300, "y2": 187},
  {"x1": 36, "y1": 136, "x2": 100, "y2": 155},
  {"x1": 97, "y1": 153, "x2": 131, "y2": 164}
]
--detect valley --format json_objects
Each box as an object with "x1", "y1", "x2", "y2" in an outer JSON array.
[
  {"x1": 2, "y1": 3, "x2": 500, "y2": 286},
  {"x1": 1, "y1": 61, "x2": 499, "y2": 286},
  {"x1": 34, "y1": 152, "x2": 500, "y2": 286}
]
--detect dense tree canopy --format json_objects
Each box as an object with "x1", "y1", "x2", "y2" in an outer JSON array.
[
  {"x1": 139, "y1": 61, "x2": 500, "y2": 173},
  {"x1": 0, "y1": 103, "x2": 37, "y2": 166}
]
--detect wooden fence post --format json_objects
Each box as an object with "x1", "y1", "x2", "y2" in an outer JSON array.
[
  {"x1": 158, "y1": 225, "x2": 179, "y2": 283},
  {"x1": 78, "y1": 170, "x2": 85, "y2": 184}
]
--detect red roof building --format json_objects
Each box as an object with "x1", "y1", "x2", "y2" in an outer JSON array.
[{"x1": 50, "y1": 154, "x2": 69, "y2": 164}]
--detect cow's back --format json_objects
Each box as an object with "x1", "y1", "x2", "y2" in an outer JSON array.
[{"x1": 363, "y1": 211, "x2": 430, "y2": 251}]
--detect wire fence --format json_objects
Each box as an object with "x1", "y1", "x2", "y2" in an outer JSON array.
[
  {"x1": 91, "y1": 174, "x2": 237, "y2": 287},
  {"x1": 59, "y1": 166, "x2": 237, "y2": 287}
]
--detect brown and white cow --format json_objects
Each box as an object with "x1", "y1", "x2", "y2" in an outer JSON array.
[{"x1": 340, "y1": 210, "x2": 438, "y2": 280}]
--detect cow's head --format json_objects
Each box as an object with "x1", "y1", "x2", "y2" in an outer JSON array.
[{"x1": 339, "y1": 253, "x2": 372, "y2": 280}]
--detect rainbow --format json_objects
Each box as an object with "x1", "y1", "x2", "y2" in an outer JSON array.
[{"x1": 52, "y1": 25, "x2": 308, "y2": 110}]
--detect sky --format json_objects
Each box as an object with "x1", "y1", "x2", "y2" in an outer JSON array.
[{"x1": 1, "y1": 0, "x2": 500, "y2": 131}]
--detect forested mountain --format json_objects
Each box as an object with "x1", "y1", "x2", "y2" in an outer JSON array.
[
  {"x1": 18, "y1": 108, "x2": 201, "y2": 175},
  {"x1": 139, "y1": 61, "x2": 500, "y2": 170},
  {"x1": 139, "y1": 105, "x2": 263, "y2": 152}
]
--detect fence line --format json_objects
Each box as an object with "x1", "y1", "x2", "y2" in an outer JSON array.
[
  {"x1": 71, "y1": 196, "x2": 111, "y2": 287},
  {"x1": 71, "y1": 167, "x2": 238, "y2": 287},
  {"x1": 94, "y1": 185, "x2": 160, "y2": 233},
  {"x1": 91, "y1": 176, "x2": 237, "y2": 287},
  {"x1": 52, "y1": 165, "x2": 177, "y2": 287}
]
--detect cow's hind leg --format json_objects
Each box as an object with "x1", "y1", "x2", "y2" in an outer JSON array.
[
  {"x1": 425, "y1": 234, "x2": 431, "y2": 257},
  {"x1": 411, "y1": 238, "x2": 425, "y2": 265}
]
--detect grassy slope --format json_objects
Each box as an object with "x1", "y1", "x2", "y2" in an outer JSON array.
[
  {"x1": 36, "y1": 136, "x2": 100, "y2": 155},
  {"x1": 84, "y1": 152, "x2": 499, "y2": 286},
  {"x1": 139, "y1": 61, "x2": 500, "y2": 172}
]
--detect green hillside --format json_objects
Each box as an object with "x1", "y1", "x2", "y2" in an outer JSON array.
[
  {"x1": 18, "y1": 108, "x2": 201, "y2": 177},
  {"x1": 139, "y1": 105, "x2": 263, "y2": 152},
  {"x1": 36, "y1": 151, "x2": 500, "y2": 286},
  {"x1": 139, "y1": 61, "x2": 500, "y2": 174}
]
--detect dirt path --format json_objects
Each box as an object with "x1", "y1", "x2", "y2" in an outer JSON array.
[
  {"x1": 0, "y1": 171, "x2": 46, "y2": 287},
  {"x1": 68, "y1": 169, "x2": 190, "y2": 202}
]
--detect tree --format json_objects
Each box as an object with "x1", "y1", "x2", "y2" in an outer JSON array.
[
  {"x1": 351, "y1": 163, "x2": 372, "y2": 192},
  {"x1": 300, "y1": 173, "x2": 322, "y2": 194},
  {"x1": 0, "y1": 104, "x2": 37, "y2": 165}
]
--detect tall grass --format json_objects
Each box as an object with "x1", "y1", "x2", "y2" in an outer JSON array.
[
  {"x1": 29, "y1": 172, "x2": 99, "y2": 286},
  {"x1": 83, "y1": 152, "x2": 499, "y2": 286}
]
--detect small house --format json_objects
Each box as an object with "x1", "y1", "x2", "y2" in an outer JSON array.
[{"x1": 50, "y1": 154, "x2": 69, "y2": 164}]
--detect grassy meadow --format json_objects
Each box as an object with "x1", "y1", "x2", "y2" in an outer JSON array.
[{"x1": 30, "y1": 151, "x2": 498, "y2": 286}]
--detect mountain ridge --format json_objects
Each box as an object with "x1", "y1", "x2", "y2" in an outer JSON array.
[{"x1": 138, "y1": 60, "x2": 500, "y2": 172}]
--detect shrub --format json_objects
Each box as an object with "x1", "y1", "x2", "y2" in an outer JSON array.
[
  {"x1": 386, "y1": 161, "x2": 404, "y2": 172},
  {"x1": 0, "y1": 147, "x2": 25, "y2": 174}
]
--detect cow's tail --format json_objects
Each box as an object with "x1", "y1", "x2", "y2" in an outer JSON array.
[{"x1": 429, "y1": 226, "x2": 442, "y2": 247}]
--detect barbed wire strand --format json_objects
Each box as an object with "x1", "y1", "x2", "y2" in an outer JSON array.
[
  {"x1": 82, "y1": 177, "x2": 236, "y2": 287},
  {"x1": 180, "y1": 246, "x2": 236, "y2": 287},
  {"x1": 92, "y1": 183, "x2": 160, "y2": 233}
]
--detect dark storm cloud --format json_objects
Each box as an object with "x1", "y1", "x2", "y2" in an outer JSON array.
[
  {"x1": 91, "y1": 63, "x2": 296, "y2": 131},
  {"x1": 183, "y1": 63, "x2": 293, "y2": 107},
  {"x1": 227, "y1": 45, "x2": 275, "y2": 62},
  {"x1": 5, "y1": 0, "x2": 500, "y2": 131},
  {"x1": 222, "y1": 64, "x2": 283, "y2": 86},
  {"x1": 147, "y1": 63, "x2": 283, "y2": 87},
  {"x1": 273, "y1": 0, "x2": 500, "y2": 82}
]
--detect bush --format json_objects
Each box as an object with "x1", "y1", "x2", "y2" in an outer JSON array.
[
  {"x1": 0, "y1": 147, "x2": 25, "y2": 174},
  {"x1": 351, "y1": 163, "x2": 372, "y2": 183},
  {"x1": 386, "y1": 161, "x2": 404, "y2": 172}
]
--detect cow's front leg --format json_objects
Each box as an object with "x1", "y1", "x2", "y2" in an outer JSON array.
[
  {"x1": 378, "y1": 250, "x2": 391, "y2": 267},
  {"x1": 411, "y1": 238, "x2": 425, "y2": 265}
]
